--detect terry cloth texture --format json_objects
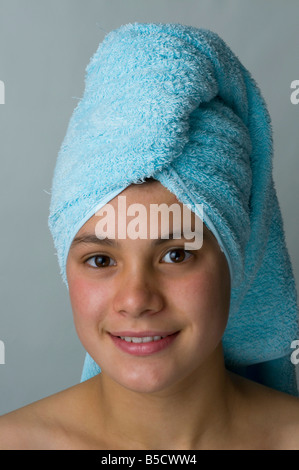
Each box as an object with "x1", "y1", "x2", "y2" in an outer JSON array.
[{"x1": 48, "y1": 22, "x2": 299, "y2": 395}]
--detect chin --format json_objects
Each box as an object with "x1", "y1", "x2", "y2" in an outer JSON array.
[{"x1": 106, "y1": 365, "x2": 179, "y2": 394}]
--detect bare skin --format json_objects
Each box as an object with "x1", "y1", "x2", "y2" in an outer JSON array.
[
  {"x1": 1, "y1": 181, "x2": 299, "y2": 450},
  {"x1": 1, "y1": 372, "x2": 299, "y2": 450}
]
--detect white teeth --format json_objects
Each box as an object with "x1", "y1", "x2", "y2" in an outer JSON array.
[{"x1": 120, "y1": 336, "x2": 166, "y2": 343}]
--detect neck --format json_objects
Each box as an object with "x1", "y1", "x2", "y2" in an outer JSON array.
[{"x1": 95, "y1": 346, "x2": 238, "y2": 450}]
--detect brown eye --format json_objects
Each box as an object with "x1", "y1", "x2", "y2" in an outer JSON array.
[
  {"x1": 162, "y1": 249, "x2": 192, "y2": 264},
  {"x1": 86, "y1": 255, "x2": 115, "y2": 268}
]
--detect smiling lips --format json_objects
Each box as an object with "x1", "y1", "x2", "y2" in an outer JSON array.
[{"x1": 109, "y1": 331, "x2": 179, "y2": 356}]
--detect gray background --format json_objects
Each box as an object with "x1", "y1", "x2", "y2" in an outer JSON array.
[{"x1": 0, "y1": 0, "x2": 298, "y2": 415}]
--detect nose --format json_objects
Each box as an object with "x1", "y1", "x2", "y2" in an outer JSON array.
[{"x1": 113, "y1": 265, "x2": 164, "y2": 318}]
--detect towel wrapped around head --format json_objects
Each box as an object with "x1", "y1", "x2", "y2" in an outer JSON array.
[{"x1": 48, "y1": 22, "x2": 299, "y2": 395}]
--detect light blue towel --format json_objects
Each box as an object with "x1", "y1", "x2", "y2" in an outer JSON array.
[{"x1": 48, "y1": 22, "x2": 299, "y2": 395}]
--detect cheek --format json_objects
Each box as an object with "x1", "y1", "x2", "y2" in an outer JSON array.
[
  {"x1": 179, "y1": 263, "x2": 230, "y2": 336},
  {"x1": 68, "y1": 276, "x2": 109, "y2": 328},
  {"x1": 68, "y1": 276, "x2": 111, "y2": 360}
]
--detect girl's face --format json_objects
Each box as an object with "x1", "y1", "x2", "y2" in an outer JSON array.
[{"x1": 66, "y1": 182, "x2": 231, "y2": 393}]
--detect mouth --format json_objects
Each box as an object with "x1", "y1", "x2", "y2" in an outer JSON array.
[
  {"x1": 108, "y1": 331, "x2": 180, "y2": 356},
  {"x1": 116, "y1": 334, "x2": 169, "y2": 343}
]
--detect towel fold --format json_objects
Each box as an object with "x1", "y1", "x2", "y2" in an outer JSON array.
[{"x1": 49, "y1": 23, "x2": 299, "y2": 395}]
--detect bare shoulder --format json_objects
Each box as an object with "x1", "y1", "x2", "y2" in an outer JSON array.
[
  {"x1": 0, "y1": 400, "x2": 49, "y2": 450},
  {"x1": 0, "y1": 377, "x2": 103, "y2": 450},
  {"x1": 0, "y1": 387, "x2": 78, "y2": 450},
  {"x1": 230, "y1": 372, "x2": 299, "y2": 449}
]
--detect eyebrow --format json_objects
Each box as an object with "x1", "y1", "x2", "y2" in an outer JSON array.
[{"x1": 70, "y1": 230, "x2": 200, "y2": 249}]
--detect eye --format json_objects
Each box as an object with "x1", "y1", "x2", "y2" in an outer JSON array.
[
  {"x1": 85, "y1": 255, "x2": 115, "y2": 268},
  {"x1": 161, "y1": 248, "x2": 192, "y2": 264}
]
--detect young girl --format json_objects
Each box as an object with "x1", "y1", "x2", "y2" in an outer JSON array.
[{"x1": 1, "y1": 22, "x2": 299, "y2": 450}]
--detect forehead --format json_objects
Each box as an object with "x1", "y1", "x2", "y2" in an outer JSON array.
[
  {"x1": 75, "y1": 181, "x2": 211, "y2": 244},
  {"x1": 83, "y1": 184, "x2": 173, "y2": 236}
]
